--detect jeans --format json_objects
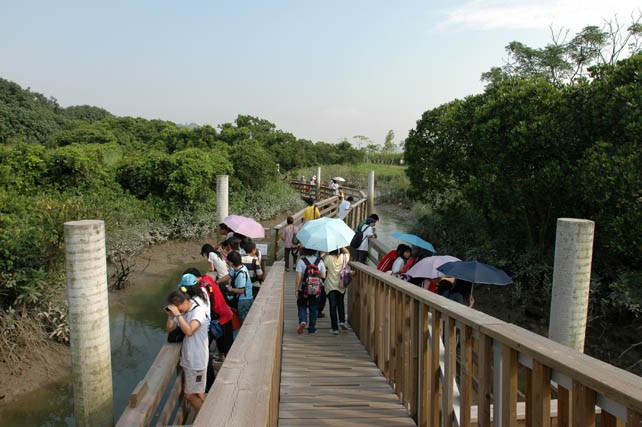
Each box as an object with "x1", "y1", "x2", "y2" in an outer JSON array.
[
  {"x1": 297, "y1": 292, "x2": 319, "y2": 332},
  {"x1": 327, "y1": 290, "x2": 346, "y2": 331},
  {"x1": 317, "y1": 286, "x2": 327, "y2": 314},
  {"x1": 238, "y1": 298, "x2": 253, "y2": 325}
]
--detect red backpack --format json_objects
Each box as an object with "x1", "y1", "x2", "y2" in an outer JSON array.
[{"x1": 301, "y1": 256, "x2": 323, "y2": 296}]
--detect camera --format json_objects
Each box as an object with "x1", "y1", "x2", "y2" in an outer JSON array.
[{"x1": 164, "y1": 305, "x2": 171, "y2": 312}]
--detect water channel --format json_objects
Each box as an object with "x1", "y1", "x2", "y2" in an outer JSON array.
[{"x1": 0, "y1": 204, "x2": 414, "y2": 426}]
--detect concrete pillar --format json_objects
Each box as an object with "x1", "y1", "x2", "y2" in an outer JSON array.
[
  {"x1": 64, "y1": 220, "x2": 114, "y2": 427},
  {"x1": 367, "y1": 170, "x2": 375, "y2": 214},
  {"x1": 216, "y1": 175, "x2": 229, "y2": 225},
  {"x1": 315, "y1": 166, "x2": 321, "y2": 201},
  {"x1": 548, "y1": 218, "x2": 595, "y2": 352}
]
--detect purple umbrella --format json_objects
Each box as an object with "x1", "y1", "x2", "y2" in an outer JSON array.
[
  {"x1": 223, "y1": 215, "x2": 265, "y2": 239},
  {"x1": 406, "y1": 255, "x2": 461, "y2": 279}
]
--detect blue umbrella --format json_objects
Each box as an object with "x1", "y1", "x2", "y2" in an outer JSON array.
[
  {"x1": 390, "y1": 232, "x2": 436, "y2": 253},
  {"x1": 436, "y1": 261, "x2": 512, "y2": 285},
  {"x1": 296, "y1": 217, "x2": 355, "y2": 252}
]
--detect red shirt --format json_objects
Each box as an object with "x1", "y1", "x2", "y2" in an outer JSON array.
[{"x1": 200, "y1": 275, "x2": 233, "y2": 326}]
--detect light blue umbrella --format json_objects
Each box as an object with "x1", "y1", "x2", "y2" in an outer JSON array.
[
  {"x1": 296, "y1": 217, "x2": 355, "y2": 252},
  {"x1": 390, "y1": 232, "x2": 436, "y2": 253}
]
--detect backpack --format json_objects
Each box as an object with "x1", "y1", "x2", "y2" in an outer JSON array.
[
  {"x1": 242, "y1": 254, "x2": 264, "y2": 284},
  {"x1": 301, "y1": 256, "x2": 323, "y2": 296},
  {"x1": 350, "y1": 224, "x2": 369, "y2": 249}
]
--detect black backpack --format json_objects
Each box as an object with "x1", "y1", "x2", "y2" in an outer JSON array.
[{"x1": 350, "y1": 224, "x2": 369, "y2": 249}]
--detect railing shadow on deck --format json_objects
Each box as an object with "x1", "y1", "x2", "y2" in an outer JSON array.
[{"x1": 347, "y1": 262, "x2": 642, "y2": 426}]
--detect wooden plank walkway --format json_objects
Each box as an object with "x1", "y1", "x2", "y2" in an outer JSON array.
[{"x1": 279, "y1": 271, "x2": 416, "y2": 426}]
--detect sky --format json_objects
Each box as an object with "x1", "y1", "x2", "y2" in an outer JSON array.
[{"x1": 1, "y1": 1, "x2": 639, "y2": 146}]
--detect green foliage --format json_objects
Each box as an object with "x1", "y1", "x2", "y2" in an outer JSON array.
[
  {"x1": 482, "y1": 15, "x2": 642, "y2": 85},
  {"x1": 63, "y1": 105, "x2": 112, "y2": 123},
  {"x1": 0, "y1": 78, "x2": 68, "y2": 144},
  {"x1": 406, "y1": 53, "x2": 642, "y2": 317},
  {"x1": 229, "y1": 140, "x2": 278, "y2": 188}
]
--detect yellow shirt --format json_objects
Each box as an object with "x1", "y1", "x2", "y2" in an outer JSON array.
[{"x1": 303, "y1": 205, "x2": 320, "y2": 221}]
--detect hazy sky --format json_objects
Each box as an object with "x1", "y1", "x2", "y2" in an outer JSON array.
[{"x1": 1, "y1": 1, "x2": 639, "y2": 146}]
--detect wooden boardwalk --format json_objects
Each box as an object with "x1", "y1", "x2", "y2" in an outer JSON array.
[{"x1": 279, "y1": 271, "x2": 416, "y2": 426}]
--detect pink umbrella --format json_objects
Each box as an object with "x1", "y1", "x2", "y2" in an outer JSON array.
[
  {"x1": 222, "y1": 215, "x2": 265, "y2": 239},
  {"x1": 406, "y1": 255, "x2": 461, "y2": 279}
]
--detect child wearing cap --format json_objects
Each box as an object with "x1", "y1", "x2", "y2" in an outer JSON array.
[{"x1": 165, "y1": 274, "x2": 210, "y2": 412}]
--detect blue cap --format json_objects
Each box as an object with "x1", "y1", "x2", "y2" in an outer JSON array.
[{"x1": 179, "y1": 273, "x2": 198, "y2": 288}]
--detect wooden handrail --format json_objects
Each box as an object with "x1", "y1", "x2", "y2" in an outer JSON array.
[
  {"x1": 347, "y1": 262, "x2": 642, "y2": 426},
  {"x1": 116, "y1": 343, "x2": 186, "y2": 427},
  {"x1": 193, "y1": 262, "x2": 286, "y2": 426}
]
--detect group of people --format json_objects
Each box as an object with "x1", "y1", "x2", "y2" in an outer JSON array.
[
  {"x1": 163, "y1": 224, "x2": 266, "y2": 413},
  {"x1": 377, "y1": 244, "x2": 474, "y2": 307},
  {"x1": 281, "y1": 210, "x2": 381, "y2": 336}
]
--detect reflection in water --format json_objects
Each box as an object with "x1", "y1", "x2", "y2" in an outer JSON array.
[
  {"x1": 0, "y1": 266, "x2": 196, "y2": 426},
  {"x1": 0, "y1": 206, "x2": 412, "y2": 426}
]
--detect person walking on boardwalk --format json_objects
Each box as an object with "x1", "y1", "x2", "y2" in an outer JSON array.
[
  {"x1": 338, "y1": 196, "x2": 353, "y2": 220},
  {"x1": 322, "y1": 247, "x2": 351, "y2": 334},
  {"x1": 165, "y1": 278, "x2": 210, "y2": 412},
  {"x1": 302, "y1": 198, "x2": 321, "y2": 222},
  {"x1": 281, "y1": 216, "x2": 300, "y2": 271},
  {"x1": 295, "y1": 247, "x2": 326, "y2": 334}
]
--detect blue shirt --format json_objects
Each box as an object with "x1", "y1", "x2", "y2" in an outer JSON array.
[{"x1": 230, "y1": 265, "x2": 253, "y2": 301}]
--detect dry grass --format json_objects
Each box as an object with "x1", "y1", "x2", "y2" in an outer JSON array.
[{"x1": 0, "y1": 308, "x2": 54, "y2": 375}]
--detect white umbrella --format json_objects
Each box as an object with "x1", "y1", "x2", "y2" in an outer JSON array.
[{"x1": 332, "y1": 176, "x2": 346, "y2": 182}]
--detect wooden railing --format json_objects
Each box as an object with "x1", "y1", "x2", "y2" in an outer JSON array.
[
  {"x1": 116, "y1": 264, "x2": 286, "y2": 427},
  {"x1": 116, "y1": 343, "x2": 189, "y2": 426},
  {"x1": 347, "y1": 262, "x2": 642, "y2": 426},
  {"x1": 270, "y1": 192, "x2": 370, "y2": 263},
  {"x1": 193, "y1": 262, "x2": 285, "y2": 426},
  {"x1": 290, "y1": 180, "x2": 365, "y2": 201}
]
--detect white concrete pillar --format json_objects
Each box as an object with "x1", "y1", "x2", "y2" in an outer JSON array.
[
  {"x1": 315, "y1": 166, "x2": 321, "y2": 201},
  {"x1": 367, "y1": 170, "x2": 375, "y2": 214},
  {"x1": 216, "y1": 175, "x2": 229, "y2": 225},
  {"x1": 64, "y1": 220, "x2": 114, "y2": 427},
  {"x1": 548, "y1": 218, "x2": 595, "y2": 352}
]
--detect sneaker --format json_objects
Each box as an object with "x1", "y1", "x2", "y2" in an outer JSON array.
[
  {"x1": 285, "y1": 268, "x2": 290, "y2": 272},
  {"x1": 317, "y1": 312, "x2": 326, "y2": 318},
  {"x1": 297, "y1": 322, "x2": 306, "y2": 334},
  {"x1": 308, "y1": 329, "x2": 318, "y2": 335},
  {"x1": 339, "y1": 322, "x2": 351, "y2": 330},
  {"x1": 330, "y1": 329, "x2": 339, "y2": 335}
]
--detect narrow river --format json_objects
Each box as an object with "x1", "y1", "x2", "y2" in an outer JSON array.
[{"x1": 0, "y1": 204, "x2": 414, "y2": 426}]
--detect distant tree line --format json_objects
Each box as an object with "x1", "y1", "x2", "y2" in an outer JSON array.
[
  {"x1": 0, "y1": 77, "x2": 377, "y2": 311},
  {"x1": 405, "y1": 20, "x2": 642, "y2": 319}
]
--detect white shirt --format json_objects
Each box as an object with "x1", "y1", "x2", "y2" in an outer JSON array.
[
  {"x1": 175, "y1": 297, "x2": 209, "y2": 371},
  {"x1": 357, "y1": 224, "x2": 374, "y2": 251},
  {"x1": 208, "y1": 252, "x2": 229, "y2": 279},
  {"x1": 338, "y1": 199, "x2": 351, "y2": 219},
  {"x1": 391, "y1": 257, "x2": 405, "y2": 275}
]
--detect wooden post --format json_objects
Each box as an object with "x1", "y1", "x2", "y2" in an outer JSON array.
[
  {"x1": 367, "y1": 170, "x2": 375, "y2": 214},
  {"x1": 216, "y1": 175, "x2": 229, "y2": 225},
  {"x1": 549, "y1": 218, "x2": 595, "y2": 351},
  {"x1": 65, "y1": 220, "x2": 114, "y2": 427}
]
